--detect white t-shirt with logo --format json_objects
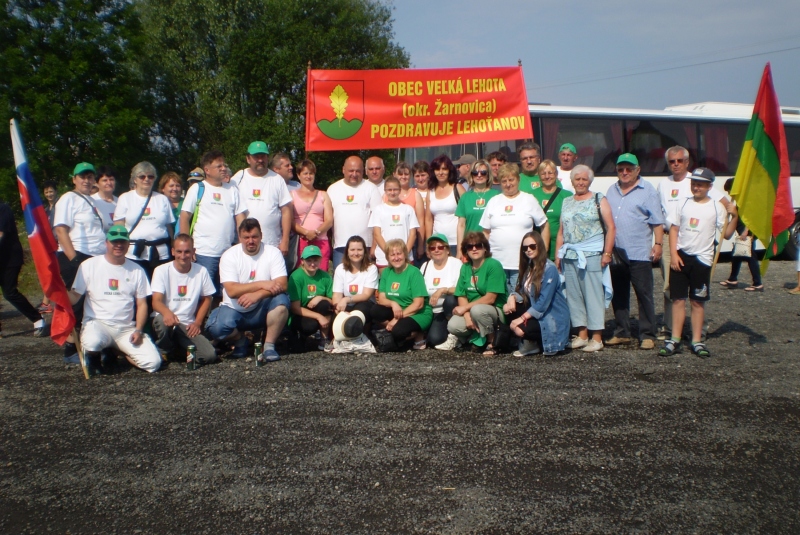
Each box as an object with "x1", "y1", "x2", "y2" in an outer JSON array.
[
  {"x1": 72, "y1": 255, "x2": 150, "y2": 326},
  {"x1": 670, "y1": 197, "x2": 726, "y2": 266},
  {"x1": 114, "y1": 191, "x2": 175, "y2": 261},
  {"x1": 368, "y1": 202, "x2": 420, "y2": 265},
  {"x1": 332, "y1": 264, "x2": 379, "y2": 298},
  {"x1": 328, "y1": 179, "x2": 384, "y2": 248},
  {"x1": 659, "y1": 175, "x2": 726, "y2": 230},
  {"x1": 181, "y1": 182, "x2": 246, "y2": 257},
  {"x1": 231, "y1": 169, "x2": 292, "y2": 247},
  {"x1": 556, "y1": 168, "x2": 576, "y2": 193},
  {"x1": 419, "y1": 256, "x2": 462, "y2": 313},
  {"x1": 479, "y1": 192, "x2": 548, "y2": 269},
  {"x1": 151, "y1": 262, "x2": 216, "y2": 325},
  {"x1": 91, "y1": 193, "x2": 118, "y2": 230},
  {"x1": 53, "y1": 192, "x2": 107, "y2": 256},
  {"x1": 219, "y1": 243, "x2": 287, "y2": 312}
]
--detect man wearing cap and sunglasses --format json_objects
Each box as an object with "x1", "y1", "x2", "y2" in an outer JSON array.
[
  {"x1": 231, "y1": 141, "x2": 294, "y2": 258},
  {"x1": 68, "y1": 225, "x2": 161, "y2": 375},
  {"x1": 453, "y1": 154, "x2": 476, "y2": 190}
]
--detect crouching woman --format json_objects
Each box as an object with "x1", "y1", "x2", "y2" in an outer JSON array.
[
  {"x1": 288, "y1": 245, "x2": 334, "y2": 350},
  {"x1": 370, "y1": 239, "x2": 433, "y2": 349},
  {"x1": 504, "y1": 231, "x2": 570, "y2": 356}
]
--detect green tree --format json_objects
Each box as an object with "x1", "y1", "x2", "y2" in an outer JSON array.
[
  {"x1": 138, "y1": 0, "x2": 408, "y2": 186},
  {"x1": 0, "y1": 0, "x2": 153, "y2": 203}
]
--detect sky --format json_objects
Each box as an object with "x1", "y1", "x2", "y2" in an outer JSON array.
[{"x1": 390, "y1": 0, "x2": 800, "y2": 111}]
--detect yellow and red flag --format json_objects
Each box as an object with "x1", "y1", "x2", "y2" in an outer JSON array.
[{"x1": 731, "y1": 63, "x2": 794, "y2": 274}]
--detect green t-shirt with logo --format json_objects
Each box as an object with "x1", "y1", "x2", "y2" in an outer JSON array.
[
  {"x1": 288, "y1": 268, "x2": 333, "y2": 307},
  {"x1": 531, "y1": 187, "x2": 573, "y2": 260},
  {"x1": 455, "y1": 188, "x2": 501, "y2": 234},
  {"x1": 378, "y1": 264, "x2": 433, "y2": 330},
  {"x1": 518, "y1": 173, "x2": 564, "y2": 196},
  {"x1": 455, "y1": 257, "x2": 508, "y2": 308}
]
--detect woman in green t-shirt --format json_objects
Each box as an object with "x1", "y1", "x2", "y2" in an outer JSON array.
[
  {"x1": 288, "y1": 245, "x2": 334, "y2": 351},
  {"x1": 436, "y1": 232, "x2": 508, "y2": 356},
  {"x1": 371, "y1": 239, "x2": 433, "y2": 349}
]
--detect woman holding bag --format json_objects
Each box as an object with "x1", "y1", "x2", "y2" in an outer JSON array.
[{"x1": 291, "y1": 159, "x2": 332, "y2": 271}]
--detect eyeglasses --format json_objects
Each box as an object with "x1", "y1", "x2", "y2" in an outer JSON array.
[
  {"x1": 428, "y1": 244, "x2": 446, "y2": 251},
  {"x1": 616, "y1": 167, "x2": 636, "y2": 174},
  {"x1": 668, "y1": 159, "x2": 685, "y2": 164},
  {"x1": 137, "y1": 174, "x2": 156, "y2": 180},
  {"x1": 471, "y1": 170, "x2": 488, "y2": 177},
  {"x1": 520, "y1": 156, "x2": 540, "y2": 161},
  {"x1": 522, "y1": 243, "x2": 537, "y2": 251},
  {"x1": 465, "y1": 243, "x2": 485, "y2": 250}
]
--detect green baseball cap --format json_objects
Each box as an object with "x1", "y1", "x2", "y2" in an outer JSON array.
[
  {"x1": 616, "y1": 153, "x2": 639, "y2": 166},
  {"x1": 426, "y1": 233, "x2": 449, "y2": 244},
  {"x1": 247, "y1": 141, "x2": 270, "y2": 155},
  {"x1": 301, "y1": 245, "x2": 322, "y2": 259},
  {"x1": 73, "y1": 162, "x2": 96, "y2": 176},
  {"x1": 559, "y1": 143, "x2": 577, "y2": 154},
  {"x1": 106, "y1": 224, "x2": 130, "y2": 242}
]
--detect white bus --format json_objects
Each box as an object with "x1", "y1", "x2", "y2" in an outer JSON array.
[{"x1": 396, "y1": 102, "x2": 800, "y2": 257}]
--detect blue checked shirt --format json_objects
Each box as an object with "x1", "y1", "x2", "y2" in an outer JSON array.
[{"x1": 606, "y1": 179, "x2": 664, "y2": 262}]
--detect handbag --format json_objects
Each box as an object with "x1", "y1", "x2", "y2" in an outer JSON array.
[
  {"x1": 732, "y1": 235, "x2": 752, "y2": 258},
  {"x1": 289, "y1": 190, "x2": 319, "y2": 268},
  {"x1": 372, "y1": 329, "x2": 400, "y2": 353}
]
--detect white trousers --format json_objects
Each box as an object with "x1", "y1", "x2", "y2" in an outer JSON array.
[{"x1": 81, "y1": 319, "x2": 161, "y2": 373}]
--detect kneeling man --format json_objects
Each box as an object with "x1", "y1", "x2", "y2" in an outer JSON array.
[
  {"x1": 206, "y1": 218, "x2": 289, "y2": 362},
  {"x1": 69, "y1": 225, "x2": 161, "y2": 375},
  {"x1": 151, "y1": 233, "x2": 218, "y2": 365}
]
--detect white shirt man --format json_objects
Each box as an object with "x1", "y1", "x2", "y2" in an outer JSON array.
[
  {"x1": 206, "y1": 218, "x2": 289, "y2": 362},
  {"x1": 556, "y1": 143, "x2": 578, "y2": 190},
  {"x1": 270, "y1": 152, "x2": 301, "y2": 192},
  {"x1": 328, "y1": 156, "x2": 384, "y2": 268},
  {"x1": 230, "y1": 142, "x2": 293, "y2": 252},
  {"x1": 151, "y1": 234, "x2": 218, "y2": 365},
  {"x1": 365, "y1": 155, "x2": 386, "y2": 194},
  {"x1": 69, "y1": 225, "x2": 161, "y2": 375}
]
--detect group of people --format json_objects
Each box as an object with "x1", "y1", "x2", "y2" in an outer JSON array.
[{"x1": 2, "y1": 137, "x2": 777, "y2": 373}]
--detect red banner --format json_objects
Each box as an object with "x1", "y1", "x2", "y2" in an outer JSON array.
[{"x1": 305, "y1": 66, "x2": 532, "y2": 151}]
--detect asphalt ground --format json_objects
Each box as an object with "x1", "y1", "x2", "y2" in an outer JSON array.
[{"x1": 1, "y1": 260, "x2": 799, "y2": 534}]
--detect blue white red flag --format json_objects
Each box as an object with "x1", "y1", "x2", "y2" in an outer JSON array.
[{"x1": 10, "y1": 119, "x2": 75, "y2": 344}]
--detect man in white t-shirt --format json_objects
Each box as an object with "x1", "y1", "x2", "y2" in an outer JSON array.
[
  {"x1": 657, "y1": 145, "x2": 730, "y2": 340},
  {"x1": 206, "y1": 218, "x2": 289, "y2": 362},
  {"x1": 179, "y1": 150, "x2": 247, "y2": 297},
  {"x1": 556, "y1": 143, "x2": 578, "y2": 188},
  {"x1": 270, "y1": 152, "x2": 300, "y2": 191},
  {"x1": 68, "y1": 225, "x2": 161, "y2": 376},
  {"x1": 151, "y1": 234, "x2": 217, "y2": 365},
  {"x1": 230, "y1": 141, "x2": 293, "y2": 254},
  {"x1": 365, "y1": 156, "x2": 386, "y2": 194},
  {"x1": 328, "y1": 156, "x2": 384, "y2": 268}
]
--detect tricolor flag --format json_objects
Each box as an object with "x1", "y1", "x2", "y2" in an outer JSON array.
[
  {"x1": 10, "y1": 119, "x2": 75, "y2": 345},
  {"x1": 731, "y1": 64, "x2": 794, "y2": 275}
]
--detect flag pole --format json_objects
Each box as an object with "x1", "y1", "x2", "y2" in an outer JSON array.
[{"x1": 73, "y1": 328, "x2": 90, "y2": 380}]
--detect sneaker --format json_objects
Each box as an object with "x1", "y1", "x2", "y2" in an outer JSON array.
[
  {"x1": 639, "y1": 339, "x2": 655, "y2": 350},
  {"x1": 257, "y1": 348, "x2": 281, "y2": 362},
  {"x1": 513, "y1": 339, "x2": 541, "y2": 357},
  {"x1": 33, "y1": 320, "x2": 49, "y2": 337},
  {"x1": 581, "y1": 339, "x2": 604, "y2": 352},
  {"x1": 435, "y1": 334, "x2": 460, "y2": 351},
  {"x1": 570, "y1": 337, "x2": 589, "y2": 349},
  {"x1": 605, "y1": 336, "x2": 632, "y2": 346},
  {"x1": 656, "y1": 327, "x2": 671, "y2": 341},
  {"x1": 229, "y1": 337, "x2": 250, "y2": 359},
  {"x1": 37, "y1": 302, "x2": 54, "y2": 314},
  {"x1": 63, "y1": 342, "x2": 80, "y2": 365}
]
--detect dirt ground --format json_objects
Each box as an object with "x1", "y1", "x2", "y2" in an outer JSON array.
[{"x1": 1, "y1": 259, "x2": 799, "y2": 534}]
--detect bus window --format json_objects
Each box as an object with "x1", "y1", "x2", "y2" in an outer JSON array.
[
  {"x1": 627, "y1": 120, "x2": 694, "y2": 175},
  {"x1": 540, "y1": 117, "x2": 624, "y2": 175},
  {"x1": 786, "y1": 125, "x2": 800, "y2": 175},
  {"x1": 699, "y1": 122, "x2": 746, "y2": 175}
]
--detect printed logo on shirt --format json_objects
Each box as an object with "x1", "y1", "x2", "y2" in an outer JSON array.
[
  {"x1": 690, "y1": 218, "x2": 699, "y2": 228},
  {"x1": 504, "y1": 205, "x2": 513, "y2": 213},
  {"x1": 471, "y1": 275, "x2": 478, "y2": 287},
  {"x1": 346, "y1": 195, "x2": 354, "y2": 203},
  {"x1": 249, "y1": 270, "x2": 256, "y2": 281},
  {"x1": 476, "y1": 198, "x2": 485, "y2": 207},
  {"x1": 178, "y1": 285, "x2": 187, "y2": 297},
  {"x1": 143, "y1": 207, "x2": 151, "y2": 216},
  {"x1": 531, "y1": 181, "x2": 540, "y2": 189},
  {"x1": 671, "y1": 189, "x2": 679, "y2": 199},
  {"x1": 213, "y1": 193, "x2": 222, "y2": 202},
  {"x1": 433, "y1": 278, "x2": 440, "y2": 286},
  {"x1": 348, "y1": 284, "x2": 359, "y2": 295},
  {"x1": 307, "y1": 284, "x2": 317, "y2": 294},
  {"x1": 252, "y1": 189, "x2": 261, "y2": 198},
  {"x1": 108, "y1": 279, "x2": 119, "y2": 291},
  {"x1": 391, "y1": 214, "x2": 401, "y2": 223},
  {"x1": 391, "y1": 282, "x2": 400, "y2": 291}
]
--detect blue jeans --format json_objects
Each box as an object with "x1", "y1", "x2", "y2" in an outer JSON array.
[
  {"x1": 194, "y1": 255, "x2": 221, "y2": 297},
  {"x1": 206, "y1": 293, "x2": 290, "y2": 341},
  {"x1": 332, "y1": 247, "x2": 347, "y2": 270},
  {"x1": 504, "y1": 269, "x2": 519, "y2": 295}
]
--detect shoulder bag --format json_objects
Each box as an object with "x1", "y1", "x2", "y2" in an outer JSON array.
[{"x1": 594, "y1": 193, "x2": 627, "y2": 265}]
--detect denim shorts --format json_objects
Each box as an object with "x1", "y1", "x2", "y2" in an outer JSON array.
[{"x1": 206, "y1": 293, "x2": 290, "y2": 341}]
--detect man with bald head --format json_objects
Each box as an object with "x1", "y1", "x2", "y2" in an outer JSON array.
[
  {"x1": 327, "y1": 156, "x2": 384, "y2": 268},
  {"x1": 365, "y1": 156, "x2": 386, "y2": 194}
]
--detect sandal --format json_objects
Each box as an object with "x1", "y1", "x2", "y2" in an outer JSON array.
[
  {"x1": 412, "y1": 339, "x2": 427, "y2": 350},
  {"x1": 481, "y1": 344, "x2": 497, "y2": 357},
  {"x1": 691, "y1": 342, "x2": 711, "y2": 359},
  {"x1": 658, "y1": 339, "x2": 682, "y2": 356},
  {"x1": 744, "y1": 285, "x2": 764, "y2": 292},
  {"x1": 719, "y1": 280, "x2": 737, "y2": 288}
]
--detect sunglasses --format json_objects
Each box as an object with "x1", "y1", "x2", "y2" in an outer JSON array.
[
  {"x1": 471, "y1": 170, "x2": 488, "y2": 177},
  {"x1": 522, "y1": 243, "x2": 537, "y2": 251},
  {"x1": 428, "y1": 244, "x2": 446, "y2": 251},
  {"x1": 137, "y1": 174, "x2": 156, "y2": 180},
  {"x1": 668, "y1": 159, "x2": 685, "y2": 164},
  {"x1": 466, "y1": 243, "x2": 485, "y2": 250}
]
